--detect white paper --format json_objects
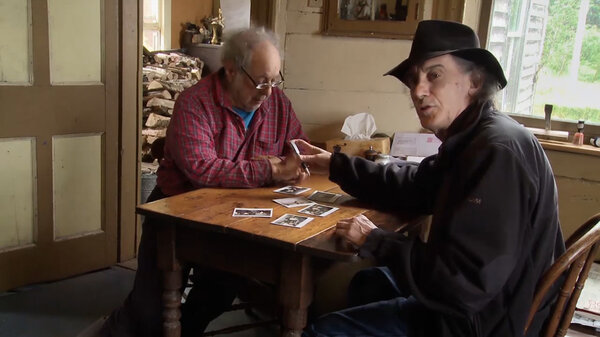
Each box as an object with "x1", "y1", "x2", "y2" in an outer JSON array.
[
  {"x1": 390, "y1": 132, "x2": 441, "y2": 157},
  {"x1": 219, "y1": 0, "x2": 251, "y2": 33},
  {"x1": 341, "y1": 112, "x2": 377, "y2": 140}
]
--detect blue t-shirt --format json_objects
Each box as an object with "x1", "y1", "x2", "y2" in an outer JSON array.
[{"x1": 232, "y1": 107, "x2": 256, "y2": 129}]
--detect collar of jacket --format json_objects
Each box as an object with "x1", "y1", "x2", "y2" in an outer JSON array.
[{"x1": 436, "y1": 101, "x2": 494, "y2": 166}]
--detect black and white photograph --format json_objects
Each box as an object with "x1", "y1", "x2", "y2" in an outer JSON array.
[
  {"x1": 232, "y1": 208, "x2": 273, "y2": 217},
  {"x1": 298, "y1": 203, "x2": 339, "y2": 217},
  {"x1": 271, "y1": 214, "x2": 314, "y2": 228},
  {"x1": 273, "y1": 185, "x2": 311, "y2": 195},
  {"x1": 307, "y1": 190, "x2": 342, "y2": 203},
  {"x1": 273, "y1": 197, "x2": 314, "y2": 208}
]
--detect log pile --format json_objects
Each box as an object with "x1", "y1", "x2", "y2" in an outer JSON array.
[{"x1": 142, "y1": 51, "x2": 204, "y2": 163}]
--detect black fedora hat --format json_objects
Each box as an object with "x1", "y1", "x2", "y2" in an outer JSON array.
[{"x1": 385, "y1": 20, "x2": 507, "y2": 89}]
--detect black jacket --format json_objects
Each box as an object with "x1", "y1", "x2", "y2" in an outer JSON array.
[{"x1": 329, "y1": 102, "x2": 565, "y2": 337}]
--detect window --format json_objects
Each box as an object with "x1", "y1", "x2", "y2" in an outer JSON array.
[
  {"x1": 143, "y1": 0, "x2": 171, "y2": 51},
  {"x1": 486, "y1": 0, "x2": 600, "y2": 126}
]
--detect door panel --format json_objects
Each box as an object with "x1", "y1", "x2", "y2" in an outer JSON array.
[
  {"x1": 47, "y1": 0, "x2": 102, "y2": 84},
  {"x1": 0, "y1": 138, "x2": 36, "y2": 249},
  {"x1": 0, "y1": 0, "x2": 118, "y2": 291},
  {"x1": 0, "y1": 0, "x2": 31, "y2": 84}
]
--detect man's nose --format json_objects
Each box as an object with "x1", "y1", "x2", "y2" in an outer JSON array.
[
  {"x1": 260, "y1": 86, "x2": 272, "y2": 95},
  {"x1": 413, "y1": 81, "x2": 429, "y2": 99}
]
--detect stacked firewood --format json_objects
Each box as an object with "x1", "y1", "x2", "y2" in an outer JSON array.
[{"x1": 142, "y1": 51, "x2": 204, "y2": 162}]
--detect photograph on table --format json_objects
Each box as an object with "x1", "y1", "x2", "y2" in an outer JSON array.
[
  {"x1": 273, "y1": 196, "x2": 315, "y2": 208},
  {"x1": 298, "y1": 203, "x2": 339, "y2": 217},
  {"x1": 232, "y1": 208, "x2": 273, "y2": 217},
  {"x1": 274, "y1": 185, "x2": 311, "y2": 195},
  {"x1": 271, "y1": 214, "x2": 314, "y2": 228},
  {"x1": 307, "y1": 190, "x2": 342, "y2": 203}
]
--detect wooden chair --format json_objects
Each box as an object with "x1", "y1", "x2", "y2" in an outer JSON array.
[{"x1": 525, "y1": 212, "x2": 600, "y2": 337}]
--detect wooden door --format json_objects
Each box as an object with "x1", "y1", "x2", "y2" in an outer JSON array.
[{"x1": 0, "y1": 0, "x2": 119, "y2": 291}]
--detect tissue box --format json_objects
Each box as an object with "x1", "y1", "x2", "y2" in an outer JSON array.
[{"x1": 325, "y1": 137, "x2": 390, "y2": 157}]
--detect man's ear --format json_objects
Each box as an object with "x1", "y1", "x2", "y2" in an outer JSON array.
[
  {"x1": 468, "y1": 73, "x2": 483, "y2": 97},
  {"x1": 223, "y1": 60, "x2": 236, "y2": 82}
]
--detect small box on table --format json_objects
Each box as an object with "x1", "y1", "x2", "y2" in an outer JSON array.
[{"x1": 325, "y1": 137, "x2": 390, "y2": 158}]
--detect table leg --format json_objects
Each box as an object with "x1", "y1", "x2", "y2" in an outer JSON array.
[
  {"x1": 162, "y1": 269, "x2": 182, "y2": 337},
  {"x1": 157, "y1": 224, "x2": 183, "y2": 337},
  {"x1": 279, "y1": 252, "x2": 313, "y2": 337}
]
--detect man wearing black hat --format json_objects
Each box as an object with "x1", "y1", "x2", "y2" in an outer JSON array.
[{"x1": 297, "y1": 20, "x2": 564, "y2": 337}]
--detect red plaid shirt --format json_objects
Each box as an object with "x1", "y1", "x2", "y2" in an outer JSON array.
[{"x1": 157, "y1": 69, "x2": 306, "y2": 196}]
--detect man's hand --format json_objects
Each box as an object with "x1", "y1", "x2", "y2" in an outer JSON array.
[
  {"x1": 269, "y1": 152, "x2": 309, "y2": 185},
  {"x1": 294, "y1": 139, "x2": 332, "y2": 175},
  {"x1": 335, "y1": 214, "x2": 378, "y2": 247}
]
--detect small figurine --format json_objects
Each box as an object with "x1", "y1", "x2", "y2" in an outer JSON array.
[{"x1": 210, "y1": 9, "x2": 225, "y2": 45}]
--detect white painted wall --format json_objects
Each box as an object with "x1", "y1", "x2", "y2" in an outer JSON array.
[
  {"x1": 281, "y1": 0, "x2": 421, "y2": 142},
  {"x1": 279, "y1": 0, "x2": 485, "y2": 142}
]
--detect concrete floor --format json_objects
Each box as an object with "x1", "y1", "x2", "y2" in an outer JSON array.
[
  {"x1": 0, "y1": 265, "x2": 278, "y2": 337},
  {"x1": 0, "y1": 266, "x2": 135, "y2": 337},
  {"x1": 0, "y1": 263, "x2": 598, "y2": 337}
]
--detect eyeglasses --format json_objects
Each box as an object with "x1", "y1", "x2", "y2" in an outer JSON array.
[{"x1": 241, "y1": 66, "x2": 285, "y2": 90}]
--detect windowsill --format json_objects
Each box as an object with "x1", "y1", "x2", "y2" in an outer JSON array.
[
  {"x1": 538, "y1": 139, "x2": 600, "y2": 157},
  {"x1": 511, "y1": 114, "x2": 599, "y2": 140},
  {"x1": 511, "y1": 115, "x2": 600, "y2": 156}
]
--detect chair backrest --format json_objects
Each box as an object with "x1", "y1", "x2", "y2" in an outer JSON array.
[{"x1": 524, "y1": 212, "x2": 600, "y2": 337}]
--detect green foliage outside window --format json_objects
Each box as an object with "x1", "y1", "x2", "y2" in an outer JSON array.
[
  {"x1": 541, "y1": 0, "x2": 579, "y2": 75},
  {"x1": 535, "y1": 0, "x2": 600, "y2": 123}
]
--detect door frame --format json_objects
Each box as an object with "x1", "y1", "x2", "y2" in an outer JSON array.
[{"x1": 119, "y1": 0, "x2": 142, "y2": 262}]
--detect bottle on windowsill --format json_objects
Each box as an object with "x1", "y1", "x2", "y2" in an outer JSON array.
[{"x1": 573, "y1": 120, "x2": 585, "y2": 146}]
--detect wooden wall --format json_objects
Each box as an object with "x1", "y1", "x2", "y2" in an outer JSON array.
[
  {"x1": 171, "y1": 0, "x2": 213, "y2": 49},
  {"x1": 545, "y1": 149, "x2": 600, "y2": 243}
]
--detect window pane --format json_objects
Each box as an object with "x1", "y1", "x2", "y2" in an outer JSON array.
[
  {"x1": 143, "y1": 0, "x2": 160, "y2": 24},
  {"x1": 143, "y1": 30, "x2": 161, "y2": 51},
  {"x1": 488, "y1": 0, "x2": 600, "y2": 124}
]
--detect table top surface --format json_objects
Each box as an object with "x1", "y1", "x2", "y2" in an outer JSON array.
[{"x1": 137, "y1": 175, "x2": 371, "y2": 258}]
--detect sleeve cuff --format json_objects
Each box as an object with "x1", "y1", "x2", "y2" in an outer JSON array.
[{"x1": 358, "y1": 228, "x2": 387, "y2": 259}]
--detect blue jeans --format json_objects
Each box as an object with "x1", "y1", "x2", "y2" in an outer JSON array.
[{"x1": 304, "y1": 267, "x2": 427, "y2": 337}]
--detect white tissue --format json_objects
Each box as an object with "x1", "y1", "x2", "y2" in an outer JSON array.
[{"x1": 341, "y1": 112, "x2": 377, "y2": 140}]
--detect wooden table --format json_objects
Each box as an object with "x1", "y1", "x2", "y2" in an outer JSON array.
[{"x1": 136, "y1": 174, "x2": 425, "y2": 337}]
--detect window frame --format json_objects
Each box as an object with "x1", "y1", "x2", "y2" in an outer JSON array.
[
  {"x1": 478, "y1": 0, "x2": 600, "y2": 140},
  {"x1": 142, "y1": 0, "x2": 171, "y2": 51}
]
